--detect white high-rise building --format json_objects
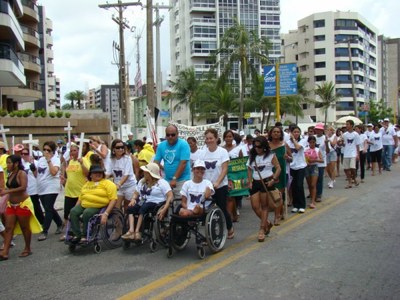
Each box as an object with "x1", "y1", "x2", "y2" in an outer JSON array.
[
  {"x1": 282, "y1": 11, "x2": 378, "y2": 123},
  {"x1": 169, "y1": 0, "x2": 281, "y2": 125}
]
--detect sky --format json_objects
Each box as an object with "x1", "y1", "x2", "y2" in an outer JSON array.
[{"x1": 37, "y1": 0, "x2": 399, "y2": 104}]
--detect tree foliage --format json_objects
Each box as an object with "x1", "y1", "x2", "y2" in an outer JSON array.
[
  {"x1": 314, "y1": 81, "x2": 340, "y2": 125},
  {"x1": 64, "y1": 90, "x2": 86, "y2": 109}
]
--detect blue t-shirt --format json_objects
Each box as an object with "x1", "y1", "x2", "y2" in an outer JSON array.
[{"x1": 154, "y1": 138, "x2": 191, "y2": 181}]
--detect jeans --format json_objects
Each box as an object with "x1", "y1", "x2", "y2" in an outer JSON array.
[
  {"x1": 212, "y1": 185, "x2": 232, "y2": 231},
  {"x1": 317, "y1": 167, "x2": 325, "y2": 198},
  {"x1": 40, "y1": 193, "x2": 63, "y2": 234},
  {"x1": 382, "y1": 145, "x2": 394, "y2": 170},
  {"x1": 70, "y1": 204, "x2": 101, "y2": 238},
  {"x1": 290, "y1": 168, "x2": 306, "y2": 209},
  {"x1": 356, "y1": 151, "x2": 366, "y2": 179},
  {"x1": 30, "y1": 194, "x2": 44, "y2": 225}
]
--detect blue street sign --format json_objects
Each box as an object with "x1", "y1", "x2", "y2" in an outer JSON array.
[{"x1": 264, "y1": 63, "x2": 297, "y2": 96}]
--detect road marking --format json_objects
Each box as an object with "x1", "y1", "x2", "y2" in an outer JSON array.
[{"x1": 118, "y1": 196, "x2": 347, "y2": 300}]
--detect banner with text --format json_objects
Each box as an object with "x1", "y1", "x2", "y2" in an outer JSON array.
[{"x1": 228, "y1": 156, "x2": 250, "y2": 197}]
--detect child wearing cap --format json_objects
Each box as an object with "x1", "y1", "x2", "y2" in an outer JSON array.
[{"x1": 179, "y1": 160, "x2": 214, "y2": 217}]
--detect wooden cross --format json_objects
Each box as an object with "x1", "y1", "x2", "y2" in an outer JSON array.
[
  {"x1": 22, "y1": 134, "x2": 39, "y2": 157},
  {"x1": 75, "y1": 132, "x2": 90, "y2": 159},
  {"x1": 0, "y1": 124, "x2": 10, "y2": 151},
  {"x1": 64, "y1": 121, "x2": 73, "y2": 148}
]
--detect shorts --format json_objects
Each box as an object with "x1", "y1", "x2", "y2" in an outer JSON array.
[
  {"x1": 327, "y1": 151, "x2": 337, "y2": 163},
  {"x1": 118, "y1": 184, "x2": 136, "y2": 200},
  {"x1": 249, "y1": 177, "x2": 274, "y2": 195},
  {"x1": 172, "y1": 180, "x2": 185, "y2": 200},
  {"x1": 305, "y1": 164, "x2": 319, "y2": 177},
  {"x1": 370, "y1": 149, "x2": 382, "y2": 163},
  {"x1": 5, "y1": 203, "x2": 32, "y2": 217},
  {"x1": 343, "y1": 157, "x2": 356, "y2": 169},
  {"x1": 126, "y1": 201, "x2": 159, "y2": 216}
]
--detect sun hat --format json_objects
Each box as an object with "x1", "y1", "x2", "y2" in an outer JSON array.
[
  {"x1": 13, "y1": 144, "x2": 24, "y2": 152},
  {"x1": 140, "y1": 162, "x2": 161, "y2": 179},
  {"x1": 314, "y1": 123, "x2": 325, "y2": 130},
  {"x1": 193, "y1": 159, "x2": 206, "y2": 169}
]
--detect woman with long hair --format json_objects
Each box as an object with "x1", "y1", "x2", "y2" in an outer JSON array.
[
  {"x1": 0, "y1": 155, "x2": 41, "y2": 260},
  {"x1": 199, "y1": 128, "x2": 234, "y2": 239},
  {"x1": 304, "y1": 136, "x2": 323, "y2": 209},
  {"x1": 247, "y1": 136, "x2": 281, "y2": 242},
  {"x1": 325, "y1": 126, "x2": 338, "y2": 188}
]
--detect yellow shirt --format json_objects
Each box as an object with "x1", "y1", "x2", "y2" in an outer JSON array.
[
  {"x1": 138, "y1": 144, "x2": 155, "y2": 164},
  {"x1": 80, "y1": 179, "x2": 117, "y2": 208},
  {"x1": 65, "y1": 158, "x2": 90, "y2": 198},
  {"x1": 84, "y1": 150, "x2": 94, "y2": 160},
  {"x1": 0, "y1": 154, "x2": 8, "y2": 182}
]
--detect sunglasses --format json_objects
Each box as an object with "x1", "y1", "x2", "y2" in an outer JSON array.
[
  {"x1": 43, "y1": 148, "x2": 52, "y2": 152},
  {"x1": 166, "y1": 133, "x2": 176, "y2": 137},
  {"x1": 114, "y1": 146, "x2": 125, "y2": 150},
  {"x1": 21, "y1": 153, "x2": 29, "y2": 156}
]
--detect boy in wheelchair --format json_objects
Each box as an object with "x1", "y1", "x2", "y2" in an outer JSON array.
[
  {"x1": 122, "y1": 163, "x2": 173, "y2": 241},
  {"x1": 178, "y1": 159, "x2": 214, "y2": 217}
]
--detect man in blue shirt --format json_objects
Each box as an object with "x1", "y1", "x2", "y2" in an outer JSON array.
[{"x1": 154, "y1": 125, "x2": 190, "y2": 199}]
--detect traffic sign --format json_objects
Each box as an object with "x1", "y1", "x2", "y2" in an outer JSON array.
[{"x1": 264, "y1": 63, "x2": 297, "y2": 96}]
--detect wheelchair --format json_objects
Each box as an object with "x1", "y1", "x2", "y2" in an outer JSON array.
[
  {"x1": 64, "y1": 207, "x2": 124, "y2": 254},
  {"x1": 167, "y1": 199, "x2": 227, "y2": 259},
  {"x1": 122, "y1": 202, "x2": 170, "y2": 252}
]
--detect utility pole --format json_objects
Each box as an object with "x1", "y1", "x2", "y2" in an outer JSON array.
[
  {"x1": 99, "y1": 0, "x2": 142, "y2": 135},
  {"x1": 146, "y1": 0, "x2": 155, "y2": 118},
  {"x1": 347, "y1": 39, "x2": 358, "y2": 116},
  {"x1": 153, "y1": 3, "x2": 172, "y2": 125}
]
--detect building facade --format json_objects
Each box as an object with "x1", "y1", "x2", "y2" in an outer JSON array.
[
  {"x1": 282, "y1": 11, "x2": 378, "y2": 122},
  {"x1": 378, "y1": 36, "x2": 400, "y2": 117},
  {"x1": 169, "y1": 0, "x2": 281, "y2": 125}
]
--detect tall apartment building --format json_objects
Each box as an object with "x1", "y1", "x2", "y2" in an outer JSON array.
[
  {"x1": 169, "y1": 0, "x2": 281, "y2": 125},
  {"x1": 95, "y1": 84, "x2": 136, "y2": 130},
  {"x1": 378, "y1": 36, "x2": 399, "y2": 116},
  {"x1": 282, "y1": 11, "x2": 378, "y2": 122},
  {"x1": 0, "y1": 0, "x2": 58, "y2": 112}
]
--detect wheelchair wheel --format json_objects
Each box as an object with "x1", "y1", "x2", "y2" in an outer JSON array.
[
  {"x1": 205, "y1": 206, "x2": 227, "y2": 253},
  {"x1": 167, "y1": 246, "x2": 174, "y2": 258},
  {"x1": 170, "y1": 220, "x2": 190, "y2": 251},
  {"x1": 197, "y1": 247, "x2": 205, "y2": 259},
  {"x1": 154, "y1": 205, "x2": 170, "y2": 247},
  {"x1": 149, "y1": 241, "x2": 157, "y2": 252},
  {"x1": 123, "y1": 240, "x2": 131, "y2": 250},
  {"x1": 94, "y1": 243, "x2": 102, "y2": 254},
  {"x1": 101, "y1": 208, "x2": 124, "y2": 249}
]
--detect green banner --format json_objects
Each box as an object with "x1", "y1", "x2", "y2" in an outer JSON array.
[{"x1": 228, "y1": 157, "x2": 250, "y2": 197}]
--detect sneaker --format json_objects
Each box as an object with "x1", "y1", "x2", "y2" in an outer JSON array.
[
  {"x1": 298, "y1": 208, "x2": 305, "y2": 213},
  {"x1": 38, "y1": 233, "x2": 47, "y2": 241},
  {"x1": 55, "y1": 226, "x2": 63, "y2": 235},
  {"x1": 291, "y1": 208, "x2": 299, "y2": 213},
  {"x1": 328, "y1": 181, "x2": 334, "y2": 189},
  {"x1": 327, "y1": 180, "x2": 332, "y2": 187}
]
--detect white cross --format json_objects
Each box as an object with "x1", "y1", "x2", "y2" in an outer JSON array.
[
  {"x1": 0, "y1": 124, "x2": 10, "y2": 151},
  {"x1": 22, "y1": 134, "x2": 39, "y2": 157},
  {"x1": 64, "y1": 121, "x2": 73, "y2": 148},
  {"x1": 75, "y1": 132, "x2": 90, "y2": 159},
  {"x1": 11, "y1": 136, "x2": 15, "y2": 154}
]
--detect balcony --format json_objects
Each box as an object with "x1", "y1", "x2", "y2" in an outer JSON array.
[
  {"x1": 46, "y1": 48, "x2": 54, "y2": 60},
  {"x1": 21, "y1": 0, "x2": 39, "y2": 22},
  {"x1": 18, "y1": 52, "x2": 40, "y2": 73},
  {"x1": 189, "y1": 0, "x2": 216, "y2": 12},
  {"x1": 0, "y1": 1, "x2": 24, "y2": 49},
  {"x1": 21, "y1": 25, "x2": 40, "y2": 47},
  {"x1": 2, "y1": 80, "x2": 41, "y2": 102},
  {"x1": 0, "y1": 43, "x2": 25, "y2": 86},
  {"x1": 190, "y1": 18, "x2": 216, "y2": 25}
]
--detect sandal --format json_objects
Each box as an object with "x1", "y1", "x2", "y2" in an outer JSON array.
[
  {"x1": 134, "y1": 232, "x2": 142, "y2": 241},
  {"x1": 0, "y1": 255, "x2": 8, "y2": 261},
  {"x1": 265, "y1": 222, "x2": 273, "y2": 235},
  {"x1": 274, "y1": 217, "x2": 281, "y2": 226},
  {"x1": 345, "y1": 185, "x2": 352, "y2": 189},
  {"x1": 19, "y1": 250, "x2": 32, "y2": 258},
  {"x1": 258, "y1": 229, "x2": 265, "y2": 242},
  {"x1": 227, "y1": 229, "x2": 235, "y2": 239}
]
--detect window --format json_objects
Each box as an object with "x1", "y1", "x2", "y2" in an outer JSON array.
[
  {"x1": 314, "y1": 48, "x2": 326, "y2": 55},
  {"x1": 314, "y1": 62, "x2": 326, "y2": 68},
  {"x1": 314, "y1": 35, "x2": 325, "y2": 42},
  {"x1": 302, "y1": 104, "x2": 308, "y2": 109},
  {"x1": 313, "y1": 20, "x2": 325, "y2": 28},
  {"x1": 315, "y1": 75, "x2": 326, "y2": 82}
]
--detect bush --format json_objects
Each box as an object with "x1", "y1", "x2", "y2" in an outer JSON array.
[
  {"x1": 56, "y1": 111, "x2": 63, "y2": 118},
  {"x1": 49, "y1": 112, "x2": 56, "y2": 118},
  {"x1": 65, "y1": 112, "x2": 71, "y2": 118},
  {"x1": 15, "y1": 111, "x2": 24, "y2": 117},
  {"x1": 22, "y1": 109, "x2": 32, "y2": 117},
  {"x1": 0, "y1": 109, "x2": 7, "y2": 117},
  {"x1": 40, "y1": 109, "x2": 47, "y2": 118},
  {"x1": 9, "y1": 111, "x2": 16, "y2": 117}
]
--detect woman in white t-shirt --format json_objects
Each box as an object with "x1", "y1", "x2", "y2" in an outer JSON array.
[
  {"x1": 367, "y1": 124, "x2": 383, "y2": 175},
  {"x1": 122, "y1": 163, "x2": 172, "y2": 241},
  {"x1": 247, "y1": 136, "x2": 281, "y2": 242},
  {"x1": 199, "y1": 128, "x2": 234, "y2": 239},
  {"x1": 179, "y1": 159, "x2": 214, "y2": 217},
  {"x1": 355, "y1": 125, "x2": 368, "y2": 182},
  {"x1": 37, "y1": 141, "x2": 63, "y2": 241}
]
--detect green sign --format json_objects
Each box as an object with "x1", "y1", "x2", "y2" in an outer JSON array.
[{"x1": 228, "y1": 157, "x2": 250, "y2": 197}]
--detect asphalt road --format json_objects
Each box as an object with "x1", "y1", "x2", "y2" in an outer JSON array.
[{"x1": 1, "y1": 163, "x2": 399, "y2": 300}]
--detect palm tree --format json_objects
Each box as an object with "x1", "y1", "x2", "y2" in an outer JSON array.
[
  {"x1": 314, "y1": 81, "x2": 340, "y2": 125},
  {"x1": 168, "y1": 67, "x2": 200, "y2": 125},
  {"x1": 64, "y1": 90, "x2": 85, "y2": 109},
  {"x1": 216, "y1": 19, "x2": 270, "y2": 130}
]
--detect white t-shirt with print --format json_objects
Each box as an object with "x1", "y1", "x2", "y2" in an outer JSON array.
[
  {"x1": 342, "y1": 131, "x2": 360, "y2": 158},
  {"x1": 106, "y1": 155, "x2": 136, "y2": 187},
  {"x1": 246, "y1": 153, "x2": 275, "y2": 180},
  {"x1": 22, "y1": 160, "x2": 38, "y2": 195},
  {"x1": 380, "y1": 126, "x2": 396, "y2": 146},
  {"x1": 198, "y1": 146, "x2": 230, "y2": 189},
  {"x1": 37, "y1": 155, "x2": 61, "y2": 195},
  {"x1": 180, "y1": 179, "x2": 215, "y2": 210},
  {"x1": 136, "y1": 178, "x2": 171, "y2": 205},
  {"x1": 358, "y1": 133, "x2": 367, "y2": 152},
  {"x1": 369, "y1": 131, "x2": 383, "y2": 152},
  {"x1": 287, "y1": 138, "x2": 308, "y2": 170},
  {"x1": 315, "y1": 135, "x2": 327, "y2": 167}
]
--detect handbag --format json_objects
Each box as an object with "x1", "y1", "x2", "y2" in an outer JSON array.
[{"x1": 253, "y1": 160, "x2": 282, "y2": 209}]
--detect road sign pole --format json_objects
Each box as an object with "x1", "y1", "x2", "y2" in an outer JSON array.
[{"x1": 276, "y1": 63, "x2": 280, "y2": 122}]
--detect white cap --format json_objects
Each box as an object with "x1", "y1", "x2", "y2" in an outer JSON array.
[
  {"x1": 367, "y1": 123, "x2": 373, "y2": 127},
  {"x1": 193, "y1": 159, "x2": 206, "y2": 169},
  {"x1": 384, "y1": 118, "x2": 390, "y2": 122},
  {"x1": 239, "y1": 130, "x2": 245, "y2": 136},
  {"x1": 128, "y1": 132, "x2": 133, "y2": 136},
  {"x1": 378, "y1": 119, "x2": 383, "y2": 123}
]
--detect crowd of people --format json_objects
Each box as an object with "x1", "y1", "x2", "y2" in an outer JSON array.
[{"x1": 0, "y1": 118, "x2": 398, "y2": 260}]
